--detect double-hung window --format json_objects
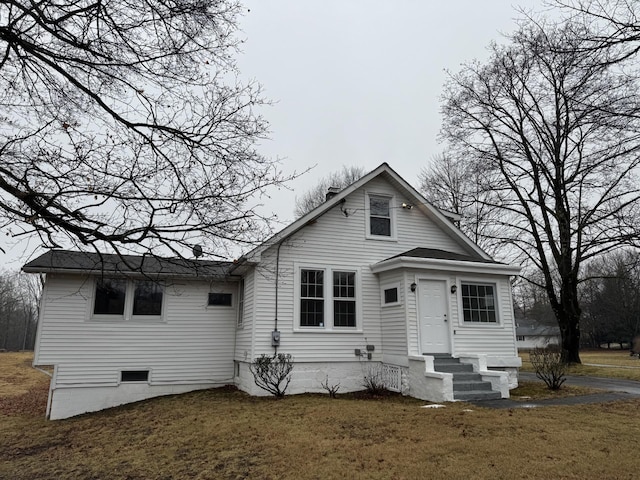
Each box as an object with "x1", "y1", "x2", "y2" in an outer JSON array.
[
  {"x1": 366, "y1": 193, "x2": 395, "y2": 239},
  {"x1": 461, "y1": 283, "x2": 497, "y2": 323},
  {"x1": 333, "y1": 271, "x2": 356, "y2": 327},
  {"x1": 93, "y1": 278, "x2": 164, "y2": 321},
  {"x1": 297, "y1": 266, "x2": 359, "y2": 330},
  {"x1": 300, "y1": 269, "x2": 325, "y2": 327}
]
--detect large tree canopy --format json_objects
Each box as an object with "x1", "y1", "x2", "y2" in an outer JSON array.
[
  {"x1": 0, "y1": 0, "x2": 292, "y2": 259},
  {"x1": 441, "y1": 20, "x2": 640, "y2": 362}
]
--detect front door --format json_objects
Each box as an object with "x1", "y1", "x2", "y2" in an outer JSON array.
[{"x1": 418, "y1": 279, "x2": 450, "y2": 354}]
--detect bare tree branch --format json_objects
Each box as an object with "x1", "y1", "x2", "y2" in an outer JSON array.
[{"x1": 0, "y1": 0, "x2": 298, "y2": 262}]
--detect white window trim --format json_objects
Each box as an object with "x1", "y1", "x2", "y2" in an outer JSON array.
[
  {"x1": 236, "y1": 279, "x2": 245, "y2": 329},
  {"x1": 381, "y1": 282, "x2": 402, "y2": 307},
  {"x1": 293, "y1": 263, "x2": 363, "y2": 333},
  {"x1": 118, "y1": 368, "x2": 153, "y2": 385},
  {"x1": 365, "y1": 191, "x2": 397, "y2": 241},
  {"x1": 456, "y1": 279, "x2": 501, "y2": 326},
  {"x1": 206, "y1": 291, "x2": 234, "y2": 308},
  {"x1": 90, "y1": 277, "x2": 166, "y2": 323}
]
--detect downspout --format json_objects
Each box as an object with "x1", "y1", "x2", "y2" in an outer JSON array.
[{"x1": 273, "y1": 241, "x2": 284, "y2": 353}]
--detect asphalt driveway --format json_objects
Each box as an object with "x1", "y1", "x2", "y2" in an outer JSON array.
[{"x1": 471, "y1": 372, "x2": 640, "y2": 409}]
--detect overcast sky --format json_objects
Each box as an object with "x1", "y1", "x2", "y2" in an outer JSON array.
[
  {"x1": 239, "y1": 0, "x2": 550, "y2": 223},
  {"x1": 1, "y1": 0, "x2": 552, "y2": 269}
]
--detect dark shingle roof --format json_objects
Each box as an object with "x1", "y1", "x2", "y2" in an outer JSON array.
[
  {"x1": 386, "y1": 248, "x2": 498, "y2": 264},
  {"x1": 22, "y1": 250, "x2": 235, "y2": 278}
]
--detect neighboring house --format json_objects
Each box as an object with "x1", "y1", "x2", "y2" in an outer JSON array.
[
  {"x1": 24, "y1": 163, "x2": 521, "y2": 420},
  {"x1": 516, "y1": 318, "x2": 561, "y2": 350}
]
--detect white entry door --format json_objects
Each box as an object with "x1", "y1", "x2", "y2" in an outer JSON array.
[{"x1": 418, "y1": 279, "x2": 450, "y2": 354}]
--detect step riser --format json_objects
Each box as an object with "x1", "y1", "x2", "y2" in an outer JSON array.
[
  {"x1": 453, "y1": 382, "x2": 493, "y2": 392},
  {"x1": 454, "y1": 391, "x2": 502, "y2": 401},
  {"x1": 434, "y1": 365, "x2": 474, "y2": 373}
]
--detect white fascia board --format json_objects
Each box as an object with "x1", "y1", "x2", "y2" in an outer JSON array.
[{"x1": 371, "y1": 256, "x2": 521, "y2": 277}]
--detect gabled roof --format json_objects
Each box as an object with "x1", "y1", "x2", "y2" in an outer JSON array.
[
  {"x1": 515, "y1": 316, "x2": 560, "y2": 337},
  {"x1": 240, "y1": 162, "x2": 491, "y2": 263},
  {"x1": 22, "y1": 250, "x2": 235, "y2": 278}
]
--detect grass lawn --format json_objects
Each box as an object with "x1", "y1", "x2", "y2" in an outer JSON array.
[
  {"x1": 3, "y1": 352, "x2": 640, "y2": 480},
  {"x1": 521, "y1": 348, "x2": 640, "y2": 381}
]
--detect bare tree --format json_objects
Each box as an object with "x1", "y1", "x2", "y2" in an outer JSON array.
[
  {"x1": 441, "y1": 20, "x2": 640, "y2": 363},
  {"x1": 551, "y1": 0, "x2": 640, "y2": 63},
  {"x1": 419, "y1": 153, "x2": 504, "y2": 257},
  {"x1": 294, "y1": 166, "x2": 365, "y2": 218},
  {"x1": 0, "y1": 271, "x2": 40, "y2": 351},
  {"x1": 0, "y1": 1, "x2": 296, "y2": 261}
]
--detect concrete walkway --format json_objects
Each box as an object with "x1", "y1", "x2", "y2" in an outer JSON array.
[{"x1": 469, "y1": 372, "x2": 640, "y2": 409}]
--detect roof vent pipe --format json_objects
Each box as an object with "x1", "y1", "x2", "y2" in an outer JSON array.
[{"x1": 326, "y1": 186, "x2": 340, "y2": 201}]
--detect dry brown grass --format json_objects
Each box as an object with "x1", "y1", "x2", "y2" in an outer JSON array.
[
  {"x1": 3, "y1": 352, "x2": 640, "y2": 479},
  {"x1": 510, "y1": 381, "x2": 599, "y2": 400},
  {"x1": 521, "y1": 349, "x2": 640, "y2": 381}
]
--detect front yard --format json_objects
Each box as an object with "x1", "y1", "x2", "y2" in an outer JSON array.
[
  {"x1": 2, "y1": 352, "x2": 640, "y2": 479},
  {"x1": 520, "y1": 348, "x2": 640, "y2": 381}
]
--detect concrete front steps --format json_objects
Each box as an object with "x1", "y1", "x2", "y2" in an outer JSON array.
[{"x1": 432, "y1": 355, "x2": 502, "y2": 401}]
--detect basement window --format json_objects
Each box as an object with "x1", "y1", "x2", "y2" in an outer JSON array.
[{"x1": 121, "y1": 370, "x2": 149, "y2": 382}]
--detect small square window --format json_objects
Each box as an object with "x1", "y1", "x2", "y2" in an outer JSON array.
[
  {"x1": 208, "y1": 292, "x2": 232, "y2": 306},
  {"x1": 384, "y1": 287, "x2": 398, "y2": 304}
]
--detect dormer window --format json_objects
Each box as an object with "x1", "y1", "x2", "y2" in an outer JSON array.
[{"x1": 366, "y1": 192, "x2": 396, "y2": 240}]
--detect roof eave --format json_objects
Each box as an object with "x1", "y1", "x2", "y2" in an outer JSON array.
[
  {"x1": 371, "y1": 256, "x2": 521, "y2": 276},
  {"x1": 21, "y1": 265, "x2": 238, "y2": 280}
]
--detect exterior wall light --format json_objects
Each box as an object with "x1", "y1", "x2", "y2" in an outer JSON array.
[
  {"x1": 451, "y1": 285, "x2": 458, "y2": 294},
  {"x1": 410, "y1": 282, "x2": 417, "y2": 292}
]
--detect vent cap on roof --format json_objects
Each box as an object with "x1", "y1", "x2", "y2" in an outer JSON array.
[{"x1": 326, "y1": 186, "x2": 341, "y2": 201}]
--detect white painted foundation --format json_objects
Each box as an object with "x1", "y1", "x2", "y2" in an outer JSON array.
[
  {"x1": 236, "y1": 360, "x2": 377, "y2": 397},
  {"x1": 47, "y1": 382, "x2": 220, "y2": 420}
]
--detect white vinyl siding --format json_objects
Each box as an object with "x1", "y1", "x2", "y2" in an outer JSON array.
[
  {"x1": 249, "y1": 177, "x2": 474, "y2": 362},
  {"x1": 234, "y1": 269, "x2": 255, "y2": 362},
  {"x1": 451, "y1": 276, "x2": 517, "y2": 356},
  {"x1": 378, "y1": 271, "x2": 408, "y2": 361},
  {"x1": 35, "y1": 274, "x2": 238, "y2": 386}
]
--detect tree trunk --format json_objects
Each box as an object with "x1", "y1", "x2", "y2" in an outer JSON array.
[
  {"x1": 557, "y1": 307, "x2": 581, "y2": 364},
  {"x1": 555, "y1": 276, "x2": 582, "y2": 364}
]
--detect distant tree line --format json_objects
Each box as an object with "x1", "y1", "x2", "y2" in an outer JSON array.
[
  {"x1": 0, "y1": 272, "x2": 41, "y2": 351},
  {"x1": 580, "y1": 250, "x2": 640, "y2": 349}
]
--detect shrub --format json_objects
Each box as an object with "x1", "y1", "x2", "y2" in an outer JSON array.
[
  {"x1": 530, "y1": 346, "x2": 567, "y2": 390},
  {"x1": 362, "y1": 365, "x2": 387, "y2": 395},
  {"x1": 249, "y1": 353, "x2": 294, "y2": 398},
  {"x1": 321, "y1": 375, "x2": 340, "y2": 398}
]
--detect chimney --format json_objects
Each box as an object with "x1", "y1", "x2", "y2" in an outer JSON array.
[{"x1": 325, "y1": 186, "x2": 340, "y2": 201}]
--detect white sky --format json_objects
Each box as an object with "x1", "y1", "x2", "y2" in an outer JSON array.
[
  {"x1": 239, "y1": 0, "x2": 549, "y2": 226},
  {"x1": 0, "y1": 0, "x2": 551, "y2": 269}
]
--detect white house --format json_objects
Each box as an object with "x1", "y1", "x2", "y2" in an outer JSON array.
[
  {"x1": 516, "y1": 318, "x2": 561, "y2": 350},
  {"x1": 24, "y1": 163, "x2": 522, "y2": 419}
]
